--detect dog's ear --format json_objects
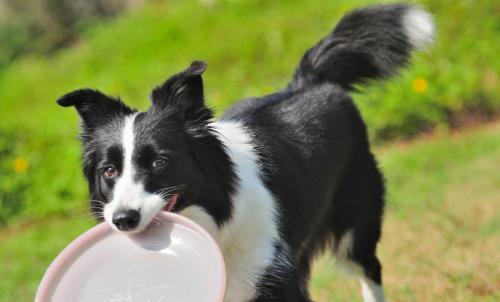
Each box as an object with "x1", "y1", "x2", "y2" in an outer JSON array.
[
  {"x1": 150, "y1": 61, "x2": 211, "y2": 120},
  {"x1": 57, "y1": 89, "x2": 134, "y2": 130}
]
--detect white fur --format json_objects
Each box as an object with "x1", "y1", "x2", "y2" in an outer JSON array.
[
  {"x1": 334, "y1": 231, "x2": 386, "y2": 302},
  {"x1": 403, "y1": 7, "x2": 435, "y2": 50},
  {"x1": 180, "y1": 121, "x2": 282, "y2": 302},
  {"x1": 335, "y1": 230, "x2": 361, "y2": 275},
  {"x1": 104, "y1": 113, "x2": 165, "y2": 233},
  {"x1": 361, "y1": 277, "x2": 386, "y2": 302}
]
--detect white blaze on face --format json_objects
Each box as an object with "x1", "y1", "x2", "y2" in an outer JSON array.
[{"x1": 103, "y1": 113, "x2": 165, "y2": 232}]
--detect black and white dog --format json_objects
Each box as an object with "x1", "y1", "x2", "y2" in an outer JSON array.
[{"x1": 58, "y1": 4, "x2": 433, "y2": 302}]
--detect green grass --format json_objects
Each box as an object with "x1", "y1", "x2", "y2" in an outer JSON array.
[
  {"x1": 1, "y1": 122, "x2": 499, "y2": 302},
  {"x1": 0, "y1": 217, "x2": 93, "y2": 302},
  {"x1": 0, "y1": 0, "x2": 499, "y2": 223},
  {"x1": 0, "y1": 0, "x2": 499, "y2": 300},
  {"x1": 310, "y1": 123, "x2": 500, "y2": 301}
]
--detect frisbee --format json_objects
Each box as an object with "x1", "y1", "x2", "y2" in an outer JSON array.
[{"x1": 35, "y1": 211, "x2": 226, "y2": 302}]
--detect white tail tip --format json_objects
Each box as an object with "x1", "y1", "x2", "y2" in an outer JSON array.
[{"x1": 403, "y1": 7, "x2": 435, "y2": 50}]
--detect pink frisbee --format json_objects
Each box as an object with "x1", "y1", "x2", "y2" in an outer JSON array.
[{"x1": 35, "y1": 212, "x2": 226, "y2": 302}]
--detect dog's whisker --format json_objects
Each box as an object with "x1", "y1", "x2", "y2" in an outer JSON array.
[
  {"x1": 89, "y1": 205, "x2": 105, "y2": 209},
  {"x1": 89, "y1": 199, "x2": 107, "y2": 206},
  {"x1": 153, "y1": 184, "x2": 187, "y2": 196}
]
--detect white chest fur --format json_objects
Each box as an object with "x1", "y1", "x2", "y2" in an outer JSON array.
[{"x1": 180, "y1": 121, "x2": 281, "y2": 302}]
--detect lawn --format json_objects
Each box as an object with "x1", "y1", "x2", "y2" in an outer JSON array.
[
  {"x1": 311, "y1": 122, "x2": 500, "y2": 301},
  {"x1": 0, "y1": 0, "x2": 499, "y2": 301},
  {"x1": 1, "y1": 121, "x2": 499, "y2": 302},
  {"x1": 1, "y1": 0, "x2": 499, "y2": 225}
]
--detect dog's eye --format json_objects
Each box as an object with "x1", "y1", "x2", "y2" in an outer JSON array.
[
  {"x1": 152, "y1": 158, "x2": 167, "y2": 169},
  {"x1": 103, "y1": 166, "x2": 118, "y2": 178}
]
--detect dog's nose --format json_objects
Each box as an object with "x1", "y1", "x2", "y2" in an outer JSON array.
[{"x1": 112, "y1": 209, "x2": 140, "y2": 231}]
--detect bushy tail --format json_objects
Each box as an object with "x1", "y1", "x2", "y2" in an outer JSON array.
[{"x1": 288, "y1": 4, "x2": 435, "y2": 91}]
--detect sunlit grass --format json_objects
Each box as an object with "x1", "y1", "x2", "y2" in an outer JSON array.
[
  {"x1": 1, "y1": 122, "x2": 499, "y2": 301},
  {"x1": 310, "y1": 123, "x2": 500, "y2": 301},
  {"x1": 1, "y1": 0, "x2": 499, "y2": 224},
  {"x1": 0, "y1": 0, "x2": 499, "y2": 300}
]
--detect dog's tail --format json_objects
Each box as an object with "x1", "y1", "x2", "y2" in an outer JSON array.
[{"x1": 288, "y1": 4, "x2": 434, "y2": 91}]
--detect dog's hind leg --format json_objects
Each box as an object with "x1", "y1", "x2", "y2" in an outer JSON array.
[
  {"x1": 331, "y1": 148, "x2": 386, "y2": 302},
  {"x1": 360, "y1": 274, "x2": 385, "y2": 302},
  {"x1": 352, "y1": 237, "x2": 385, "y2": 302},
  {"x1": 334, "y1": 230, "x2": 385, "y2": 302}
]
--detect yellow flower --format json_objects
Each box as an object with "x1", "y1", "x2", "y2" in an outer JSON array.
[
  {"x1": 13, "y1": 157, "x2": 29, "y2": 173},
  {"x1": 412, "y1": 77, "x2": 429, "y2": 93}
]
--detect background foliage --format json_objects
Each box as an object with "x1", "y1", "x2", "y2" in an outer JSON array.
[
  {"x1": 0, "y1": 0, "x2": 498, "y2": 224},
  {"x1": 0, "y1": 0, "x2": 498, "y2": 301}
]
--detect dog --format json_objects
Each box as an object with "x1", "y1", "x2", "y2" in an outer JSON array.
[{"x1": 57, "y1": 4, "x2": 434, "y2": 301}]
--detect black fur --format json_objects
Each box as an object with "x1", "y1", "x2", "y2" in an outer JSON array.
[
  {"x1": 58, "y1": 89, "x2": 136, "y2": 214},
  {"x1": 58, "y1": 4, "x2": 431, "y2": 301},
  {"x1": 223, "y1": 4, "x2": 425, "y2": 300},
  {"x1": 58, "y1": 64, "x2": 237, "y2": 225},
  {"x1": 289, "y1": 4, "x2": 413, "y2": 91}
]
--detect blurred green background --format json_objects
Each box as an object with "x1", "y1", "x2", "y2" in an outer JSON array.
[{"x1": 0, "y1": 0, "x2": 498, "y2": 301}]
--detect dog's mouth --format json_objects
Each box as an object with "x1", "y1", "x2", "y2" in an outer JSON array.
[{"x1": 162, "y1": 194, "x2": 186, "y2": 212}]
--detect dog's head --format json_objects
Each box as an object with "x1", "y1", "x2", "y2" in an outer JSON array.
[{"x1": 58, "y1": 61, "x2": 235, "y2": 232}]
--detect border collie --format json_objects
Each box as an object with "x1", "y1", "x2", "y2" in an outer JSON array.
[{"x1": 57, "y1": 4, "x2": 434, "y2": 302}]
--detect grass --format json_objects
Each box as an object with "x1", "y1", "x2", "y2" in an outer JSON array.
[
  {"x1": 0, "y1": 0, "x2": 499, "y2": 224},
  {"x1": 0, "y1": 0, "x2": 499, "y2": 300},
  {"x1": 1, "y1": 121, "x2": 499, "y2": 302},
  {"x1": 311, "y1": 122, "x2": 500, "y2": 301}
]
